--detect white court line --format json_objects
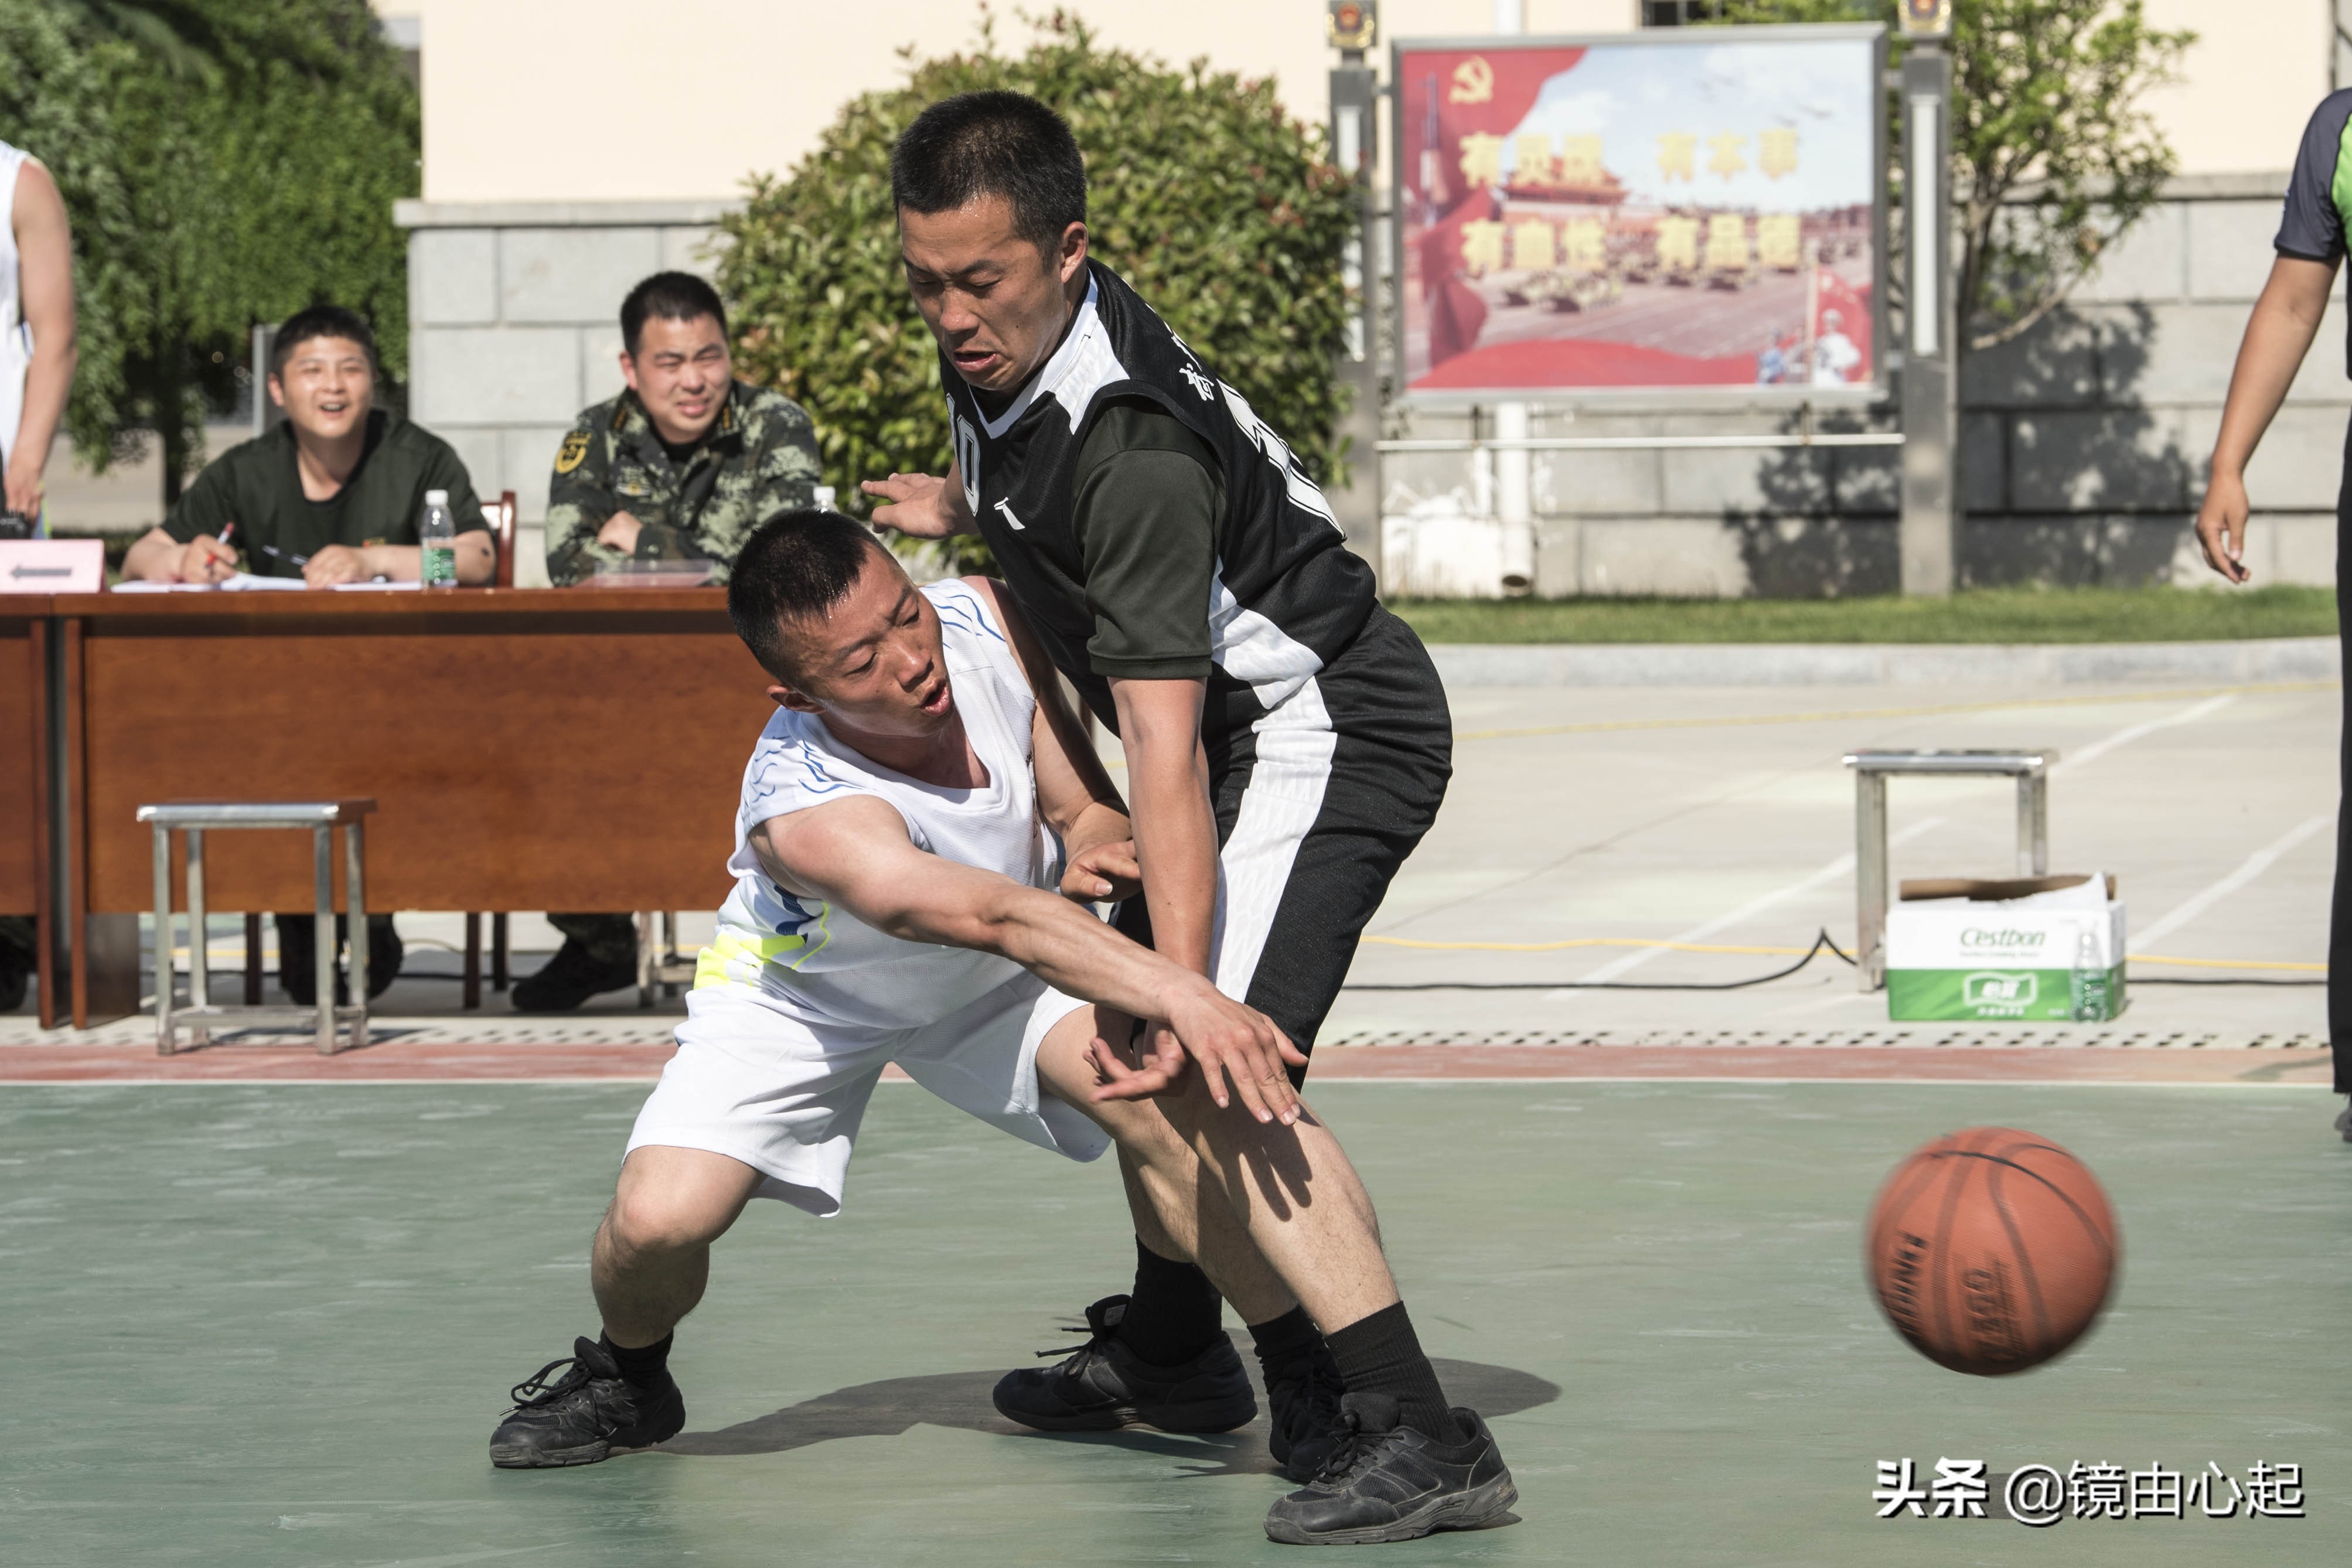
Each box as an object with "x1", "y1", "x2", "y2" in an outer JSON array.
[
  {"x1": 2131, "y1": 814, "x2": 2334, "y2": 951},
  {"x1": 1572, "y1": 817, "x2": 1947, "y2": 985},
  {"x1": 2049, "y1": 693, "x2": 2238, "y2": 776},
  {"x1": 1569, "y1": 691, "x2": 2248, "y2": 988}
]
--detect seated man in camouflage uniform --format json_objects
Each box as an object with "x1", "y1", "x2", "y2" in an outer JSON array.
[{"x1": 519, "y1": 270, "x2": 823, "y2": 1013}]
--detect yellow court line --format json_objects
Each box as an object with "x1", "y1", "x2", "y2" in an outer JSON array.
[
  {"x1": 1359, "y1": 935, "x2": 1811, "y2": 956},
  {"x1": 1450, "y1": 679, "x2": 2340, "y2": 743},
  {"x1": 1100, "y1": 680, "x2": 2339, "y2": 768},
  {"x1": 1358, "y1": 933, "x2": 2325, "y2": 973}
]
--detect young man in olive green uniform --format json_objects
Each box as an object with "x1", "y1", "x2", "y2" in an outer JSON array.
[
  {"x1": 523, "y1": 271, "x2": 823, "y2": 1011},
  {"x1": 121, "y1": 304, "x2": 493, "y2": 1004}
]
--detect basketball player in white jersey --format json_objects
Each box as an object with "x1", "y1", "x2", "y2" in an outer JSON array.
[
  {"x1": 488, "y1": 512, "x2": 1515, "y2": 1545},
  {"x1": 0, "y1": 139, "x2": 74, "y2": 533},
  {"x1": 0, "y1": 138, "x2": 74, "y2": 1015}
]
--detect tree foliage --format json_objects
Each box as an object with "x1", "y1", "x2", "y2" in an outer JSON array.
[
  {"x1": 0, "y1": 0, "x2": 418, "y2": 505},
  {"x1": 1722, "y1": 0, "x2": 2193, "y2": 352},
  {"x1": 718, "y1": 11, "x2": 1359, "y2": 526}
]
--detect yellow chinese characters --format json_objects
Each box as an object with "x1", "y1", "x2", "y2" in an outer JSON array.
[
  {"x1": 1756, "y1": 213, "x2": 1802, "y2": 271},
  {"x1": 1460, "y1": 219, "x2": 1506, "y2": 275},
  {"x1": 1511, "y1": 219, "x2": 1557, "y2": 271},
  {"x1": 1458, "y1": 132, "x2": 1504, "y2": 190},
  {"x1": 1658, "y1": 131, "x2": 1696, "y2": 183},
  {"x1": 1561, "y1": 219, "x2": 1607, "y2": 274},
  {"x1": 1707, "y1": 132, "x2": 1747, "y2": 180},
  {"x1": 1705, "y1": 213, "x2": 1750, "y2": 271},
  {"x1": 1558, "y1": 134, "x2": 1605, "y2": 187},
  {"x1": 1759, "y1": 127, "x2": 1798, "y2": 180},
  {"x1": 1515, "y1": 134, "x2": 1554, "y2": 186},
  {"x1": 1655, "y1": 216, "x2": 1699, "y2": 271}
]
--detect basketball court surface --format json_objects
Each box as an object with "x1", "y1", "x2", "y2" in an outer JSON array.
[
  {"x1": 6, "y1": 1078, "x2": 2344, "y2": 1566},
  {"x1": 6, "y1": 676, "x2": 2345, "y2": 1562}
]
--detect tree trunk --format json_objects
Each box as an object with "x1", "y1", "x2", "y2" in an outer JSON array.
[{"x1": 156, "y1": 341, "x2": 187, "y2": 510}]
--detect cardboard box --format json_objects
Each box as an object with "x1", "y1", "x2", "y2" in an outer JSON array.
[{"x1": 1884, "y1": 874, "x2": 2126, "y2": 1022}]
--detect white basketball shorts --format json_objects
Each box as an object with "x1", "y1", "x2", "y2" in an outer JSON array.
[{"x1": 624, "y1": 972, "x2": 1110, "y2": 1216}]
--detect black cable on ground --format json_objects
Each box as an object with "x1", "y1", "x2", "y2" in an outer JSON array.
[
  {"x1": 1343, "y1": 929, "x2": 1859, "y2": 991},
  {"x1": 2129, "y1": 976, "x2": 2326, "y2": 987}
]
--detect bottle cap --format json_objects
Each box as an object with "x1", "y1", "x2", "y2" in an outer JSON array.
[{"x1": 425, "y1": 489, "x2": 449, "y2": 506}]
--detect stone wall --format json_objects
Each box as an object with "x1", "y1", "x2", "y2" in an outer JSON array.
[
  {"x1": 396, "y1": 200, "x2": 734, "y2": 587},
  {"x1": 1378, "y1": 173, "x2": 2350, "y2": 597}
]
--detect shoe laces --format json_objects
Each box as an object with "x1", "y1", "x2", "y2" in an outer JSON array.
[
  {"x1": 1311, "y1": 1409, "x2": 1401, "y2": 1486},
  {"x1": 1032, "y1": 1296, "x2": 1126, "y2": 1363},
  {"x1": 508, "y1": 1353, "x2": 596, "y2": 1411}
]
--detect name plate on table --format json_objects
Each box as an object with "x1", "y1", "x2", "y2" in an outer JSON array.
[{"x1": 0, "y1": 537, "x2": 104, "y2": 593}]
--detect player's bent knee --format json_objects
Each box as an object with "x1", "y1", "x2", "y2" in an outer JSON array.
[{"x1": 606, "y1": 1147, "x2": 760, "y2": 1253}]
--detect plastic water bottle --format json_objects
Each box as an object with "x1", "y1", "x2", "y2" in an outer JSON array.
[
  {"x1": 2068, "y1": 922, "x2": 2106, "y2": 1022},
  {"x1": 420, "y1": 489, "x2": 456, "y2": 588},
  {"x1": 813, "y1": 485, "x2": 837, "y2": 512}
]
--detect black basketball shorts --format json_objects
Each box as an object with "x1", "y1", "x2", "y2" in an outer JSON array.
[{"x1": 1113, "y1": 605, "x2": 1453, "y2": 1084}]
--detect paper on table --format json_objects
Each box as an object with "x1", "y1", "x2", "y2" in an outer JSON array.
[{"x1": 113, "y1": 572, "x2": 309, "y2": 592}]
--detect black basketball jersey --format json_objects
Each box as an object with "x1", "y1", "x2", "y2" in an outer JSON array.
[{"x1": 940, "y1": 260, "x2": 1378, "y2": 739}]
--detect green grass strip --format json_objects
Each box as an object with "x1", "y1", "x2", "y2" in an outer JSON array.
[{"x1": 1388, "y1": 585, "x2": 2339, "y2": 645}]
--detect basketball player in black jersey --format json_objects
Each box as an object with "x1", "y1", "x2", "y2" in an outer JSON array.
[{"x1": 864, "y1": 93, "x2": 1508, "y2": 1544}]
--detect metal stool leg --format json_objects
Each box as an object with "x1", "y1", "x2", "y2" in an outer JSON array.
[
  {"x1": 312, "y1": 826, "x2": 336, "y2": 1055},
  {"x1": 463, "y1": 912, "x2": 482, "y2": 1010},
  {"x1": 1856, "y1": 769, "x2": 1889, "y2": 991},
  {"x1": 2029, "y1": 771, "x2": 2049, "y2": 875},
  {"x1": 492, "y1": 913, "x2": 509, "y2": 991},
  {"x1": 153, "y1": 824, "x2": 175, "y2": 1056},
  {"x1": 186, "y1": 828, "x2": 210, "y2": 1047},
  {"x1": 343, "y1": 823, "x2": 369, "y2": 1052},
  {"x1": 244, "y1": 912, "x2": 263, "y2": 1005}
]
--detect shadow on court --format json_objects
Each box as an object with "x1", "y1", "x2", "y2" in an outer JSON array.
[{"x1": 666, "y1": 1353, "x2": 1560, "y2": 1476}]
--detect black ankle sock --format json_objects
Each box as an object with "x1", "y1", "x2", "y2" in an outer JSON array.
[
  {"x1": 1114, "y1": 1239, "x2": 1226, "y2": 1366},
  {"x1": 601, "y1": 1331, "x2": 673, "y2": 1387},
  {"x1": 1324, "y1": 1303, "x2": 1462, "y2": 1443},
  {"x1": 1247, "y1": 1304, "x2": 1325, "y2": 1374}
]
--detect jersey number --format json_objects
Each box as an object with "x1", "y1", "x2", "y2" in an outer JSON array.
[{"x1": 1217, "y1": 381, "x2": 1342, "y2": 534}]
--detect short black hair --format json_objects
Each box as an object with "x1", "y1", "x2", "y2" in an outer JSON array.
[
  {"x1": 728, "y1": 510, "x2": 893, "y2": 680},
  {"x1": 271, "y1": 305, "x2": 377, "y2": 380},
  {"x1": 621, "y1": 271, "x2": 728, "y2": 356},
  {"x1": 890, "y1": 90, "x2": 1086, "y2": 251}
]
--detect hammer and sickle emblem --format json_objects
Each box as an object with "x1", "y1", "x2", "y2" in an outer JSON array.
[{"x1": 1448, "y1": 56, "x2": 1494, "y2": 105}]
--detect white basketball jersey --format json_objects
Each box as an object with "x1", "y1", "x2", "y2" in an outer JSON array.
[
  {"x1": 0, "y1": 141, "x2": 30, "y2": 467},
  {"x1": 697, "y1": 578, "x2": 1058, "y2": 1032}
]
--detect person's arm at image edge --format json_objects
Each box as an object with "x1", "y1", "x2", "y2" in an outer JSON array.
[
  {"x1": 749, "y1": 798, "x2": 1301, "y2": 1120},
  {"x1": 6, "y1": 161, "x2": 74, "y2": 522},
  {"x1": 2194, "y1": 255, "x2": 2339, "y2": 582}
]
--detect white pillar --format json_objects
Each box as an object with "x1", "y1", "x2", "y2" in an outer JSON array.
[{"x1": 1492, "y1": 0, "x2": 1530, "y2": 594}]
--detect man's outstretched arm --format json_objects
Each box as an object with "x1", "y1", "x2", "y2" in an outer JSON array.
[{"x1": 751, "y1": 797, "x2": 1303, "y2": 1123}]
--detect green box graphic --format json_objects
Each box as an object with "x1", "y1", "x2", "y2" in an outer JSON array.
[{"x1": 1886, "y1": 964, "x2": 2126, "y2": 1021}]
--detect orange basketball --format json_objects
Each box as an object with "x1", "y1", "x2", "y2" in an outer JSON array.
[{"x1": 1865, "y1": 1127, "x2": 2119, "y2": 1376}]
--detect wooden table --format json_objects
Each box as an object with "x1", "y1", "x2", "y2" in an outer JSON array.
[
  {"x1": 2, "y1": 595, "x2": 54, "y2": 1024},
  {"x1": 50, "y1": 589, "x2": 772, "y2": 1027}
]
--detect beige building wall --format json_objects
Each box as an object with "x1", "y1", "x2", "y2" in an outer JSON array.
[{"x1": 392, "y1": 1, "x2": 2339, "y2": 203}]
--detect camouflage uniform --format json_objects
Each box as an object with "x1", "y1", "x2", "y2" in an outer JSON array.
[{"x1": 542, "y1": 379, "x2": 822, "y2": 586}]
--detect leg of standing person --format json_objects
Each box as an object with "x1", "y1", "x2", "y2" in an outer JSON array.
[
  {"x1": 516, "y1": 912, "x2": 642, "y2": 1012},
  {"x1": 996, "y1": 609, "x2": 1456, "y2": 1477},
  {"x1": 2332, "y1": 421, "x2": 2352, "y2": 1139}
]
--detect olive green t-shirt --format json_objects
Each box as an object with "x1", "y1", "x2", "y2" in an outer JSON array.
[{"x1": 162, "y1": 410, "x2": 486, "y2": 578}]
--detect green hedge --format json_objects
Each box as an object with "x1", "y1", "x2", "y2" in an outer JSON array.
[{"x1": 717, "y1": 15, "x2": 1358, "y2": 536}]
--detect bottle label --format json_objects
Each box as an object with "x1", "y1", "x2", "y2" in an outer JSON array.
[{"x1": 422, "y1": 544, "x2": 456, "y2": 587}]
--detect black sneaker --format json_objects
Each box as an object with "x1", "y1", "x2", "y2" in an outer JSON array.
[
  {"x1": 512, "y1": 939, "x2": 639, "y2": 1013},
  {"x1": 1263, "y1": 1393, "x2": 1518, "y2": 1545},
  {"x1": 1263, "y1": 1335, "x2": 1347, "y2": 1483},
  {"x1": 993, "y1": 1296, "x2": 1257, "y2": 1434},
  {"x1": 489, "y1": 1335, "x2": 685, "y2": 1468}
]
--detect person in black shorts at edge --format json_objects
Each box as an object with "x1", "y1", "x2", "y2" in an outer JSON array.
[{"x1": 864, "y1": 93, "x2": 1501, "y2": 1541}]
